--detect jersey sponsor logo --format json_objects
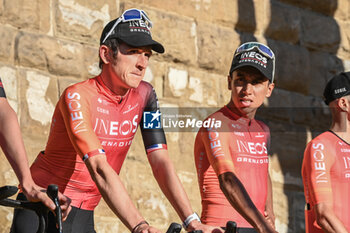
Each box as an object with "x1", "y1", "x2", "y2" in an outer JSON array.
[
  {"x1": 67, "y1": 92, "x2": 87, "y2": 134},
  {"x1": 234, "y1": 132, "x2": 245, "y2": 137},
  {"x1": 123, "y1": 103, "x2": 139, "y2": 114},
  {"x1": 97, "y1": 107, "x2": 110, "y2": 115},
  {"x1": 312, "y1": 143, "x2": 328, "y2": 183},
  {"x1": 101, "y1": 139, "x2": 133, "y2": 147},
  {"x1": 93, "y1": 115, "x2": 139, "y2": 136},
  {"x1": 208, "y1": 129, "x2": 224, "y2": 158},
  {"x1": 343, "y1": 157, "x2": 350, "y2": 168},
  {"x1": 143, "y1": 110, "x2": 162, "y2": 129},
  {"x1": 231, "y1": 123, "x2": 242, "y2": 129},
  {"x1": 97, "y1": 97, "x2": 110, "y2": 105},
  {"x1": 239, "y1": 52, "x2": 268, "y2": 68},
  {"x1": 255, "y1": 133, "x2": 265, "y2": 138},
  {"x1": 236, "y1": 140, "x2": 267, "y2": 155},
  {"x1": 237, "y1": 156, "x2": 269, "y2": 164}
]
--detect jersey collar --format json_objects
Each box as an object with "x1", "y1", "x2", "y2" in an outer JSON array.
[{"x1": 96, "y1": 75, "x2": 131, "y2": 103}]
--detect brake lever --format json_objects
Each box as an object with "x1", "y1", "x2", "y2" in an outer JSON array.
[{"x1": 47, "y1": 184, "x2": 62, "y2": 233}]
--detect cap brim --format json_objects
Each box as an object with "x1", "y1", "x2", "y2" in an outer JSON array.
[
  {"x1": 118, "y1": 35, "x2": 165, "y2": 53},
  {"x1": 231, "y1": 63, "x2": 272, "y2": 81}
]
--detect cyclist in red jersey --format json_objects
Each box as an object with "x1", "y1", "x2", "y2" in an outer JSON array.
[
  {"x1": 194, "y1": 42, "x2": 277, "y2": 233},
  {"x1": 11, "y1": 8, "x2": 213, "y2": 233},
  {"x1": 302, "y1": 72, "x2": 350, "y2": 233},
  {"x1": 0, "y1": 78, "x2": 71, "y2": 218}
]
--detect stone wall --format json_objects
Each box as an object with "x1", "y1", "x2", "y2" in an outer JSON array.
[{"x1": 0, "y1": 0, "x2": 349, "y2": 232}]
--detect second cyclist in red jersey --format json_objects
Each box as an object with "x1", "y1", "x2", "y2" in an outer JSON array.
[
  {"x1": 302, "y1": 72, "x2": 350, "y2": 233},
  {"x1": 11, "y1": 8, "x2": 214, "y2": 233},
  {"x1": 194, "y1": 42, "x2": 277, "y2": 233}
]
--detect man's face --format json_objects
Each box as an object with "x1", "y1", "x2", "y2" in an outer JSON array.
[
  {"x1": 228, "y1": 66, "x2": 274, "y2": 117},
  {"x1": 110, "y1": 43, "x2": 152, "y2": 90}
]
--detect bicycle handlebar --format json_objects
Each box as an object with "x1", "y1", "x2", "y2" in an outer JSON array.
[
  {"x1": 225, "y1": 221, "x2": 237, "y2": 233},
  {"x1": 188, "y1": 221, "x2": 237, "y2": 233},
  {"x1": 0, "y1": 184, "x2": 63, "y2": 233},
  {"x1": 166, "y1": 222, "x2": 182, "y2": 233}
]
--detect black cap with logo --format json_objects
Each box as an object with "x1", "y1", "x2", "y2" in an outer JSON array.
[
  {"x1": 100, "y1": 18, "x2": 164, "y2": 53},
  {"x1": 323, "y1": 71, "x2": 350, "y2": 105},
  {"x1": 229, "y1": 49, "x2": 274, "y2": 82}
]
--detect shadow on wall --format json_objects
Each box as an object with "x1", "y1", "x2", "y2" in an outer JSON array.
[{"x1": 236, "y1": 0, "x2": 343, "y2": 232}]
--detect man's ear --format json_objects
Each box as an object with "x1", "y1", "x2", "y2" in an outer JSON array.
[
  {"x1": 228, "y1": 75, "x2": 232, "y2": 90},
  {"x1": 265, "y1": 82, "x2": 275, "y2": 98},
  {"x1": 337, "y1": 97, "x2": 350, "y2": 112},
  {"x1": 99, "y1": 45, "x2": 111, "y2": 65}
]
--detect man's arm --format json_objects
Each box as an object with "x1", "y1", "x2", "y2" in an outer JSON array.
[
  {"x1": 85, "y1": 154, "x2": 160, "y2": 233},
  {"x1": 219, "y1": 172, "x2": 276, "y2": 233},
  {"x1": 264, "y1": 173, "x2": 275, "y2": 228},
  {"x1": 147, "y1": 149, "x2": 218, "y2": 233},
  {"x1": 314, "y1": 203, "x2": 348, "y2": 233},
  {"x1": 0, "y1": 98, "x2": 71, "y2": 218}
]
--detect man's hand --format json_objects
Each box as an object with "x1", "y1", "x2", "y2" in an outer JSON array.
[
  {"x1": 264, "y1": 210, "x2": 275, "y2": 229},
  {"x1": 186, "y1": 221, "x2": 223, "y2": 233},
  {"x1": 133, "y1": 223, "x2": 161, "y2": 233},
  {"x1": 22, "y1": 184, "x2": 71, "y2": 221}
]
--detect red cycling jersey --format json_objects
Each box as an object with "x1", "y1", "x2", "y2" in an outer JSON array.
[
  {"x1": 302, "y1": 131, "x2": 350, "y2": 232},
  {"x1": 30, "y1": 76, "x2": 166, "y2": 210},
  {"x1": 194, "y1": 106, "x2": 270, "y2": 227}
]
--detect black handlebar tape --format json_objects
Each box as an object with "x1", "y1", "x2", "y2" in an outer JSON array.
[
  {"x1": 47, "y1": 184, "x2": 62, "y2": 233},
  {"x1": 0, "y1": 186, "x2": 18, "y2": 200},
  {"x1": 166, "y1": 223, "x2": 182, "y2": 233},
  {"x1": 225, "y1": 221, "x2": 237, "y2": 233}
]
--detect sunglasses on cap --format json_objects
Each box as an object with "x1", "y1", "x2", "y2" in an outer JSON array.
[
  {"x1": 234, "y1": 42, "x2": 275, "y2": 83},
  {"x1": 101, "y1": 8, "x2": 153, "y2": 44},
  {"x1": 235, "y1": 42, "x2": 275, "y2": 59}
]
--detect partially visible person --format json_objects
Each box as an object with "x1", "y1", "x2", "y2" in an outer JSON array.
[
  {"x1": 11, "y1": 8, "x2": 215, "y2": 233},
  {"x1": 0, "y1": 78, "x2": 71, "y2": 217},
  {"x1": 194, "y1": 42, "x2": 277, "y2": 233},
  {"x1": 302, "y1": 72, "x2": 350, "y2": 233}
]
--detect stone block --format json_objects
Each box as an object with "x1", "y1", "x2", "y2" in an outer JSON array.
[
  {"x1": 0, "y1": 0, "x2": 50, "y2": 33},
  {"x1": 16, "y1": 32, "x2": 85, "y2": 77},
  {"x1": 334, "y1": 0, "x2": 350, "y2": 21},
  {"x1": 55, "y1": 0, "x2": 117, "y2": 43},
  {"x1": 121, "y1": 0, "x2": 237, "y2": 26},
  {"x1": 268, "y1": 121, "x2": 307, "y2": 189},
  {"x1": 338, "y1": 21, "x2": 350, "y2": 59},
  {"x1": 300, "y1": 11, "x2": 341, "y2": 53},
  {"x1": 83, "y1": 45, "x2": 100, "y2": 78},
  {"x1": 277, "y1": 0, "x2": 338, "y2": 16},
  {"x1": 197, "y1": 21, "x2": 239, "y2": 74},
  {"x1": 234, "y1": 0, "x2": 257, "y2": 33},
  {"x1": 308, "y1": 51, "x2": 343, "y2": 96},
  {"x1": 0, "y1": 65, "x2": 18, "y2": 112},
  {"x1": 258, "y1": 87, "x2": 292, "y2": 122},
  {"x1": 288, "y1": 92, "x2": 330, "y2": 131},
  {"x1": 0, "y1": 25, "x2": 17, "y2": 64},
  {"x1": 268, "y1": 40, "x2": 311, "y2": 95},
  {"x1": 57, "y1": 77, "x2": 80, "y2": 96},
  {"x1": 188, "y1": 68, "x2": 224, "y2": 107},
  {"x1": 164, "y1": 66, "x2": 224, "y2": 107},
  {"x1": 167, "y1": 67, "x2": 188, "y2": 97},
  {"x1": 130, "y1": 7, "x2": 198, "y2": 66},
  {"x1": 18, "y1": 69, "x2": 58, "y2": 141},
  {"x1": 264, "y1": 1, "x2": 301, "y2": 44},
  {"x1": 15, "y1": 32, "x2": 47, "y2": 71}
]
